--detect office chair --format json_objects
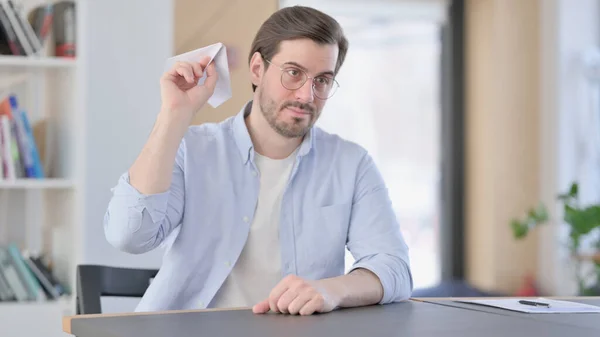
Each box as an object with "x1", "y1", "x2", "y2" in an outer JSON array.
[{"x1": 76, "y1": 264, "x2": 158, "y2": 314}]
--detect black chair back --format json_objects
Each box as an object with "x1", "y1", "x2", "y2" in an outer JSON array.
[{"x1": 76, "y1": 264, "x2": 158, "y2": 314}]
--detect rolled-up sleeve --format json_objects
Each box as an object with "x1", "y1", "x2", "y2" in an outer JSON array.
[
  {"x1": 103, "y1": 141, "x2": 186, "y2": 254},
  {"x1": 346, "y1": 152, "x2": 414, "y2": 304}
]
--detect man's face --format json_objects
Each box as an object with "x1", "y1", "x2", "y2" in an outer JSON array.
[{"x1": 256, "y1": 39, "x2": 338, "y2": 138}]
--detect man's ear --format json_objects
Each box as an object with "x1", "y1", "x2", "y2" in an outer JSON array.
[{"x1": 249, "y1": 52, "x2": 264, "y2": 88}]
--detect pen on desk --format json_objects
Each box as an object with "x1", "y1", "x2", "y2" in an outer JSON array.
[{"x1": 518, "y1": 300, "x2": 550, "y2": 308}]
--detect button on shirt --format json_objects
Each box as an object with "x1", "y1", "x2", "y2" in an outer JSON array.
[{"x1": 103, "y1": 101, "x2": 414, "y2": 312}]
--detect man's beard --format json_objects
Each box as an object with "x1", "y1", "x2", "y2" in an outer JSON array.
[{"x1": 258, "y1": 87, "x2": 318, "y2": 138}]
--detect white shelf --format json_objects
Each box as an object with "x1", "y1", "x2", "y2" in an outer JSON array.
[
  {"x1": 0, "y1": 55, "x2": 77, "y2": 69},
  {"x1": 0, "y1": 297, "x2": 71, "y2": 310},
  {"x1": 0, "y1": 179, "x2": 75, "y2": 189},
  {"x1": 0, "y1": 298, "x2": 73, "y2": 337}
]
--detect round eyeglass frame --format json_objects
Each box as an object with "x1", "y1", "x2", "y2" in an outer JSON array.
[{"x1": 265, "y1": 59, "x2": 339, "y2": 100}]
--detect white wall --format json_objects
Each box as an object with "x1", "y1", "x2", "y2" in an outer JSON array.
[
  {"x1": 538, "y1": 0, "x2": 600, "y2": 296},
  {"x1": 82, "y1": 0, "x2": 173, "y2": 311}
]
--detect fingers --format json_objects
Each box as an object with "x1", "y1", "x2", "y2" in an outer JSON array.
[
  {"x1": 203, "y1": 61, "x2": 218, "y2": 91},
  {"x1": 165, "y1": 57, "x2": 208, "y2": 82},
  {"x1": 253, "y1": 275, "x2": 329, "y2": 316},
  {"x1": 197, "y1": 55, "x2": 212, "y2": 69},
  {"x1": 287, "y1": 291, "x2": 314, "y2": 315},
  {"x1": 268, "y1": 275, "x2": 321, "y2": 315},
  {"x1": 188, "y1": 56, "x2": 211, "y2": 79},
  {"x1": 191, "y1": 62, "x2": 204, "y2": 78},
  {"x1": 299, "y1": 296, "x2": 325, "y2": 316},
  {"x1": 271, "y1": 288, "x2": 324, "y2": 315},
  {"x1": 252, "y1": 299, "x2": 270, "y2": 314},
  {"x1": 268, "y1": 275, "x2": 305, "y2": 313},
  {"x1": 276, "y1": 288, "x2": 300, "y2": 314},
  {"x1": 175, "y1": 63, "x2": 195, "y2": 84},
  {"x1": 161, "y1": 55, "x2": 217, "y2": 94},
  {"x1": 268, "y1": 279, "x2": 291, "y2": 313}
]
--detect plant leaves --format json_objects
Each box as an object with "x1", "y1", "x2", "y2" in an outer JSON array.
[
  {"x1": 558, "y1": 182, "x2": 579, "y2": 203},
  {"x1": 564, "y1": 205, "x2": 600, "y2": 236},
  {"x1": 510, "y1": 203, "x2": 550, "y2": 239},
  {"x1": 511, "y1": 219, "x2": 529, "y2": 239},
  {"x1": 569, "y1": 229, "x2": 581, "y2": 250},
  {"x1": 533, "y1": 202, "x2": 549, "y2": 222},
  {"x1": 580, "y1": 285, "x2": 600, "y2": 296},
  {"x1": 570, "y1": 182, "x2": 579, "y2": 198}
]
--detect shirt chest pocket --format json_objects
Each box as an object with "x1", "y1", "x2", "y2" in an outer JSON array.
[{"x1": 295, "y1": 203, "x2": 351, "y2": 278}]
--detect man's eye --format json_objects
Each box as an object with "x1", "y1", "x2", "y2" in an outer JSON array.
[
  {"x1": 287, "y1": 69, "x2": 301, "y2": 77},
  {"x1": 315, "y1": 77, "x2": 331, "y2": 85}
]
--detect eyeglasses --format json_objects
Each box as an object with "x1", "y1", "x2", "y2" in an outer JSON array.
[{"x1": 265, "y1": 59, "x2": 339, "y2": 100}]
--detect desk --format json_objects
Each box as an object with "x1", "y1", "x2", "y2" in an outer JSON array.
[
  {"x1": 63, "y1": 298, "x2": 600, "y2": 337},
  {"x1": 417, "y1": 297, "x2": 600, "y2": 331}
]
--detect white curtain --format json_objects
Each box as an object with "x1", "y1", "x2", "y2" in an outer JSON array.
[
  {"x1": 579, "y1": 49, "x2": 600, "y2": 207},
  {"x1": 576, "y1": 49, "x2": 600, "y2": 269}
]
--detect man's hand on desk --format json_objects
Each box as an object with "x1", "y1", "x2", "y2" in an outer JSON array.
[
  {"x1": 252, "y1": 274, "x2": 340, "y2": 316},
  {"x1": 252, "y1": 269, "x2": 384, "y2": 316}
]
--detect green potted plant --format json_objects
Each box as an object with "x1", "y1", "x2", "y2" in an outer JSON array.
[{"x1": 511, "y1": 182, "x2": 600, "y2": 295}]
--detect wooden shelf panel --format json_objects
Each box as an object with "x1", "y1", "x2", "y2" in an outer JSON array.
[{"x1": 0, "y1": 179, "x2": 75, "y2": 189}]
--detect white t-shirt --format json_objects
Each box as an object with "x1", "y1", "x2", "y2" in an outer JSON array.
[{"x1": 210, "y1": 148, "x2": 297, "y2": 308}]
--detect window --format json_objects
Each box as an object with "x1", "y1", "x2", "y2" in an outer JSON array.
[{"x1": 281, "y1": 0, "x2": 449, "y2": 289}]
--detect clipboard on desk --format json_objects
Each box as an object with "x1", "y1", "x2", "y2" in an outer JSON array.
[{"x1": 454, "y1": 298, "x2": 600, "y2": 314}]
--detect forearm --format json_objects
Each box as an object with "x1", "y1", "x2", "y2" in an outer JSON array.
[
  {"x1": 321, "y1": 268, "x2": 384, "y2": 308},
  {"x1": 129, "y1": 109, "x2": 188, "y2": 195},
  {"x1": 105, "y1": 166, "x2": 185, "y2": 254},
  {"x1": 346, "y1": 150, "x2": 414, "y2": 304}
]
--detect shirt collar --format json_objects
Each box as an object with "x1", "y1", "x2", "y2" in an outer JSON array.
[{"x1": 231, "y1": 100, "x2": 315, "y2": 165}]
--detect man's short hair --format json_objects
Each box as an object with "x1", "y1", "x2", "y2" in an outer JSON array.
[{"x1": 248, "y1": 6, "x2": 349, "y2": 92}]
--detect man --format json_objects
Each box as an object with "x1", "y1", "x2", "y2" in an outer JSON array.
[{"x1": 104, "y1": 5, "x2": 413, "y2": 316}]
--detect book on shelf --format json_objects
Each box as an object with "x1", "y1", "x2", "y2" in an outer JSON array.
[
  {"x1": 0, "y1": 92, "x2": 44, "y2": 180},
  {"x1": 0, "y1": 0, "x2": 76, "y2": 58},
  {"x1": 0, "y1": 242, "x2": 69, "y2": 303}
]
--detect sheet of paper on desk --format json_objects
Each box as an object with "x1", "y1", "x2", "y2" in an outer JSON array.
[
  {"x1": 455, "y1": 298, "x2": 600, "y2": 314},
  {"x1": 164, "y1": 42, "x2": 232, "y2": 108}
]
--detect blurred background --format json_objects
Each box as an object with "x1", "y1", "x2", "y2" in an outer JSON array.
[{"x1": 0, "y1": 0, "x2": 599, "y2": 336}]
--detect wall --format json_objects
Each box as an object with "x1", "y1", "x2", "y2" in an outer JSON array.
[
  {"x1": 83, "y1": 0, "x2": 279, "y2": 266},
  {"x1": 174, "y1": 0, "x2": 279, "y2": 124},
  {"x1": 465, "y1": 0, "x2": 541, "y2": 294},
  {"x1": 83, "y1": 0, "x2": 174, "y2": 311}
]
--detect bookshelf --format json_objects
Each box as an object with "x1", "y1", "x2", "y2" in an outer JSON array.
[
  {"x1": 0, "y1": 54, "x2": 77, "y2": 68},
  {"x1": 0, "y1": 0, "x2": 82, "y2": 336}
]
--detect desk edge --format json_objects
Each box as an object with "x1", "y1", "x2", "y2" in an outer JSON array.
[
  {"x1": 62, "y1": 306, "x2": 250, "y2": 334},
  {"x1": 410, "y1": 296, "x2": 600, "y2": 302},
  {"x1": 61, "y1": 297, "x2": 600, "y2": 334}
]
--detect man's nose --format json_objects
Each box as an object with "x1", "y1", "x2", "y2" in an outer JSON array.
[{"x1": 295, "y1": 79, "x2": 315, "y2": 103}]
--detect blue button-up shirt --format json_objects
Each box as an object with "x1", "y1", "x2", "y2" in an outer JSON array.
[{"x1": 103, "y1": 101, "x2": 413, "y2": 312}]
